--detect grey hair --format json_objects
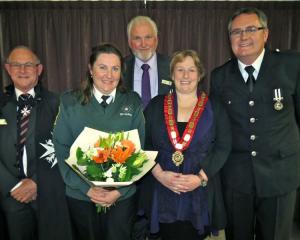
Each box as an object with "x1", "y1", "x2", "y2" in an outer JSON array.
[
  {"x1": 6, "y1": 45, "x2": 40, "y2": 64},
  {"x1": 127, "y1": 16, "x2": 158, "y2": 39},
  {"x1": 228, "y1": 7, "x2": 268, "y2": 33}
]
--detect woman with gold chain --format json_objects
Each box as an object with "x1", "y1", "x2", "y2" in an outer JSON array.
[{"x1": 140, "y1": 50, "x2": 231, "y2": 240}]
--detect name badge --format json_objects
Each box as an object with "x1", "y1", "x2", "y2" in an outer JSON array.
[
  {"x1": 0, "y1": 119, "x2": 7, "y2": 125},
  {"x1": 161, "y1": 79, "x2": 172, "y2": 86}
]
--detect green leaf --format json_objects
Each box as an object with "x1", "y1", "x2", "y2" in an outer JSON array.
[
  {"x1": 122, "y1": 167, "x2": 132, "y2": 181},
  {"x1": 86, "y1": 164, "x2": 103, "y2": 180},
  {"x1": 76, "y1": 147, "x2": 89, "y2": 165}
]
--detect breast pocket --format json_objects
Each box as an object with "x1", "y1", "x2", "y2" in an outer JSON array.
[{"x1": 220, "y1": 89, "x2": 246, "y2": 117}]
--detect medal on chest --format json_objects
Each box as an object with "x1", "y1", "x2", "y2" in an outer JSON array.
[
  {"x1": 164, "y1": 92, "x2": 208, "y2": 167},
  {"x1": 273, "y1": 88, "x2": 284, "y2": 111}
]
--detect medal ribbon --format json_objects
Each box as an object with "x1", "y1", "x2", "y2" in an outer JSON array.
[{"x1": 164, "y1": 92, "x2": 208, "y2": 153}]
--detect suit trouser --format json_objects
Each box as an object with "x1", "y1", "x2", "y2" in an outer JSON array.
[
  {"x1": 4, "y1": 205, "x2": 37, "y2": 240},
  {"x1": 224, "y1": 187, "x2": 296, "y2": 240},
  {"x1": 159, "y1": 221, "x2": 208, "y2": 240},
  {"x1": 0, "y1": 207, "x2": 8, "y2": 240},
  {"x1": 67, "y1": 194, "x2": 136, "y2": 240}
]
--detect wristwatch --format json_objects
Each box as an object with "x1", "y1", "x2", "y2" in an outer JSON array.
[
  {"x1": 201, "y1": 180, "x2": 207, "y2": 187},
  {"x1": 197, "y1": 174, "x2": 207, "y2": 187}
]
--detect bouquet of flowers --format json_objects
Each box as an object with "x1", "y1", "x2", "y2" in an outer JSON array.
[
  {"x1": 66, "y1": 127, "x2": 157, "y2": 212},
  {"x1": 75, "y1": 131, "x2": 148, "y2": 183}
]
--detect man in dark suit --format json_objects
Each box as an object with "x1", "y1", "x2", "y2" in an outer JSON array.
[
  {"x1": 125, "y1": 16, "x2": 172, "y2": 240},
  {"x1": 124, "y1": 16, "x2": 172, "y2": 107},
  {"x1": 211, "y1": 7, "x2": 300, "y2": 240},
  {"x1": 0, "y1": 46, "x2": 71, "y2": 240}
]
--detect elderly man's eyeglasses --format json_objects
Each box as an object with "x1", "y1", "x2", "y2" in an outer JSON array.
[
  {"x1": 230, "y1": 26, "x2": 265, "y2": 38},
  {"x1": 8, "y1": 62, "x2": 39, "y2": 70}
]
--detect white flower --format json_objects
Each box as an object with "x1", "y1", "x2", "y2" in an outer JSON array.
[
  {"x1": 119, "y1": 165, "x2": 127, "y2": 179},
  {"x1": 104, "y1": 168, "x2": 113, "y2": 178},
  {"x1": 106, "y1": 177, "x2": 114, "y2": 183},
  {"x1": 111, "y1": 164, "x2": 117, "y2": 173}
]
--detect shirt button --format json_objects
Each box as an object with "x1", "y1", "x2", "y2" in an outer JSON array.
[
  {"x1": 250, "y1": 135, "x2": 256, "y2": 141},
  {"x1": 250, "y1": 117, "x2": 256, "y2": 123},
  {"x1": 251, "y1": 151, "x2": 257, "y2": 157},
  {"x1": 249, "y1": 100, "x2": 255, "y2": 106}
]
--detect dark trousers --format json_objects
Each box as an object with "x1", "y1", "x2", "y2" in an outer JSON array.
[
  {"x1": 159, "y1": 221, "x2": 208, "y2": 240},
  {"x1": 0, "y1": 207, "x2": 8, "y2": 240},
  {"x1": 67, "y1": 194, "x2": 136, "y2": 240},
  {"x1": 224, "y1": 187, "x2": 296, "y2": 240},
  {"x1": 4, "y1": 206, "x2": 37, "y2": 240}
]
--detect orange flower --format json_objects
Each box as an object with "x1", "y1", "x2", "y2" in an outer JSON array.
[
  {"x1": 92, "y1": 148, "x2": 110, "y2": 163},
  {"x1": 110, "y1": 140, "x2": 135, "y2": 164}
]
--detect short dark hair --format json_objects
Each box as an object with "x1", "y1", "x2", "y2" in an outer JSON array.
[{"x1": 228, "y1": 7, "x2": 268, "y2": 33}]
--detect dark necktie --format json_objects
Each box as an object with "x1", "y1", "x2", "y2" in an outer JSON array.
[
  {"x1": 16, "y1": 93, "x2": 34, "y2": 179},
  {"x1": 141, "y1": 64, "x2": 151, "y2": 108},
  {"x1": 101, "y1": 95, "x2": 110, "y2": 108},
  {"x1": 245, "y1": 65, "x2": 255, "y2": 93}
]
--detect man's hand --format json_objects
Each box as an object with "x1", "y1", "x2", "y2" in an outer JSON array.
[{"x1": 10, "y1": 178, "x2": 37, "y2": 203}]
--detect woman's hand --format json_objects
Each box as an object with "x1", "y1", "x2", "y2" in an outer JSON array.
[
  {"x1": 175, "y1": 170, "x2": 208, "y2": 192},
  {"x1": 152, "y1": 164, "x2": 181, "y2": 194},
  {"x1": 173, "y1": 174, "x2": 202, "y2": 192},
  {"x1": 87, "y1": 187, "x2": 121, "y2": 207}
]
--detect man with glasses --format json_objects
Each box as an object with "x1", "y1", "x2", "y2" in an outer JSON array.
[
  {"x1": 0, "y1": 46, "x2": 71, "y2": 240},
  {"x1": 211, "y1": 7, "x2": 300, "y2": 240}
]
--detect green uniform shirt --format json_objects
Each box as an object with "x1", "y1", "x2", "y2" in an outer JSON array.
[{"x1": 53, "y1": 90, "x2": 145, "y2": 202}]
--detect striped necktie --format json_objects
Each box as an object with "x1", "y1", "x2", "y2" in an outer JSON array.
[{"x1": 16, "y1": 93, "x2": 33, "y2": 178}]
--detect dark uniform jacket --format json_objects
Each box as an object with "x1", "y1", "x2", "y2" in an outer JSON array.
[
  {"x1": 0, "y1": 83, "x2": 72, "y2": 240},
  {"x1": 211, "y1": 49, "x2": 300, "y2": 197},
  {"x1": 124, "y1": 53, "x2": 172, "y2": 95}
]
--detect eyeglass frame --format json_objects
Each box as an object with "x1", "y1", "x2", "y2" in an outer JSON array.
[
  {"x1": 229, "y1": 26, "x2": 266, "y2": 38},
  {"x1": 6, "y1": 62, "x2": 40, "y2": 70}
]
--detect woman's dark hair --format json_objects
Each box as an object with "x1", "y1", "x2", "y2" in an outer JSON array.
[{"x1": 80, "y1": 43, "x2": 126, "y2": 105}]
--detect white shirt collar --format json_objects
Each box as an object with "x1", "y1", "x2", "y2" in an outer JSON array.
[
  {"x1": 238, "y1": 48, "x2": 265, "y2": 82},
  {"x1": 93, "y1": 85, "x2": 116, "y2": 104},
  {"x1": 15, "y1": 88, "x2": 35, "y2": 100},
  {"x1": 135, "y1": 53, "x2": 157, "y2": 70}
]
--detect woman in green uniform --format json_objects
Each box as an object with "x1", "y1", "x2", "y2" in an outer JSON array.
[{"x1": 53, "y1": 43, "x2": 145, "y2": 240}]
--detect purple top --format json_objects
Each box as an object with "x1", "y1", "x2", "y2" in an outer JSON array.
[{"x1": 150, "y1": 95, "x2": 214, "y2": 236}]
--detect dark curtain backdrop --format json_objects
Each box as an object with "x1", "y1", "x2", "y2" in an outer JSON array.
[
  {"x1": 1, "y1": 0, "x2": 300, "y2": 221},
  {"x1": 1, "y1": 1, "x2": 300, "y2": 92}
]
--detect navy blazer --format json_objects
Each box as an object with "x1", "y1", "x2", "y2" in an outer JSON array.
[
  {"x1": 123, "y1": 53, "x2": 172, "y2": 95},
  {"x1": 211, "y1": 49, "x2": 300, "y2": 197}
]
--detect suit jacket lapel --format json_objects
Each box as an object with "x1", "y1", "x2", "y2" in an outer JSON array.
[
  {"x1": 157, "y1": 54, "x2": 171, "y2": 95},
  {"x1": 125, "y1": 56, "x2": 135, "y2": 90},
  {"x1": 229, "y1": 59, "x2": 250, "y2": 95},
  {"x1": 2, "y1": 100, "x2": 18, "y2": 143}
]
